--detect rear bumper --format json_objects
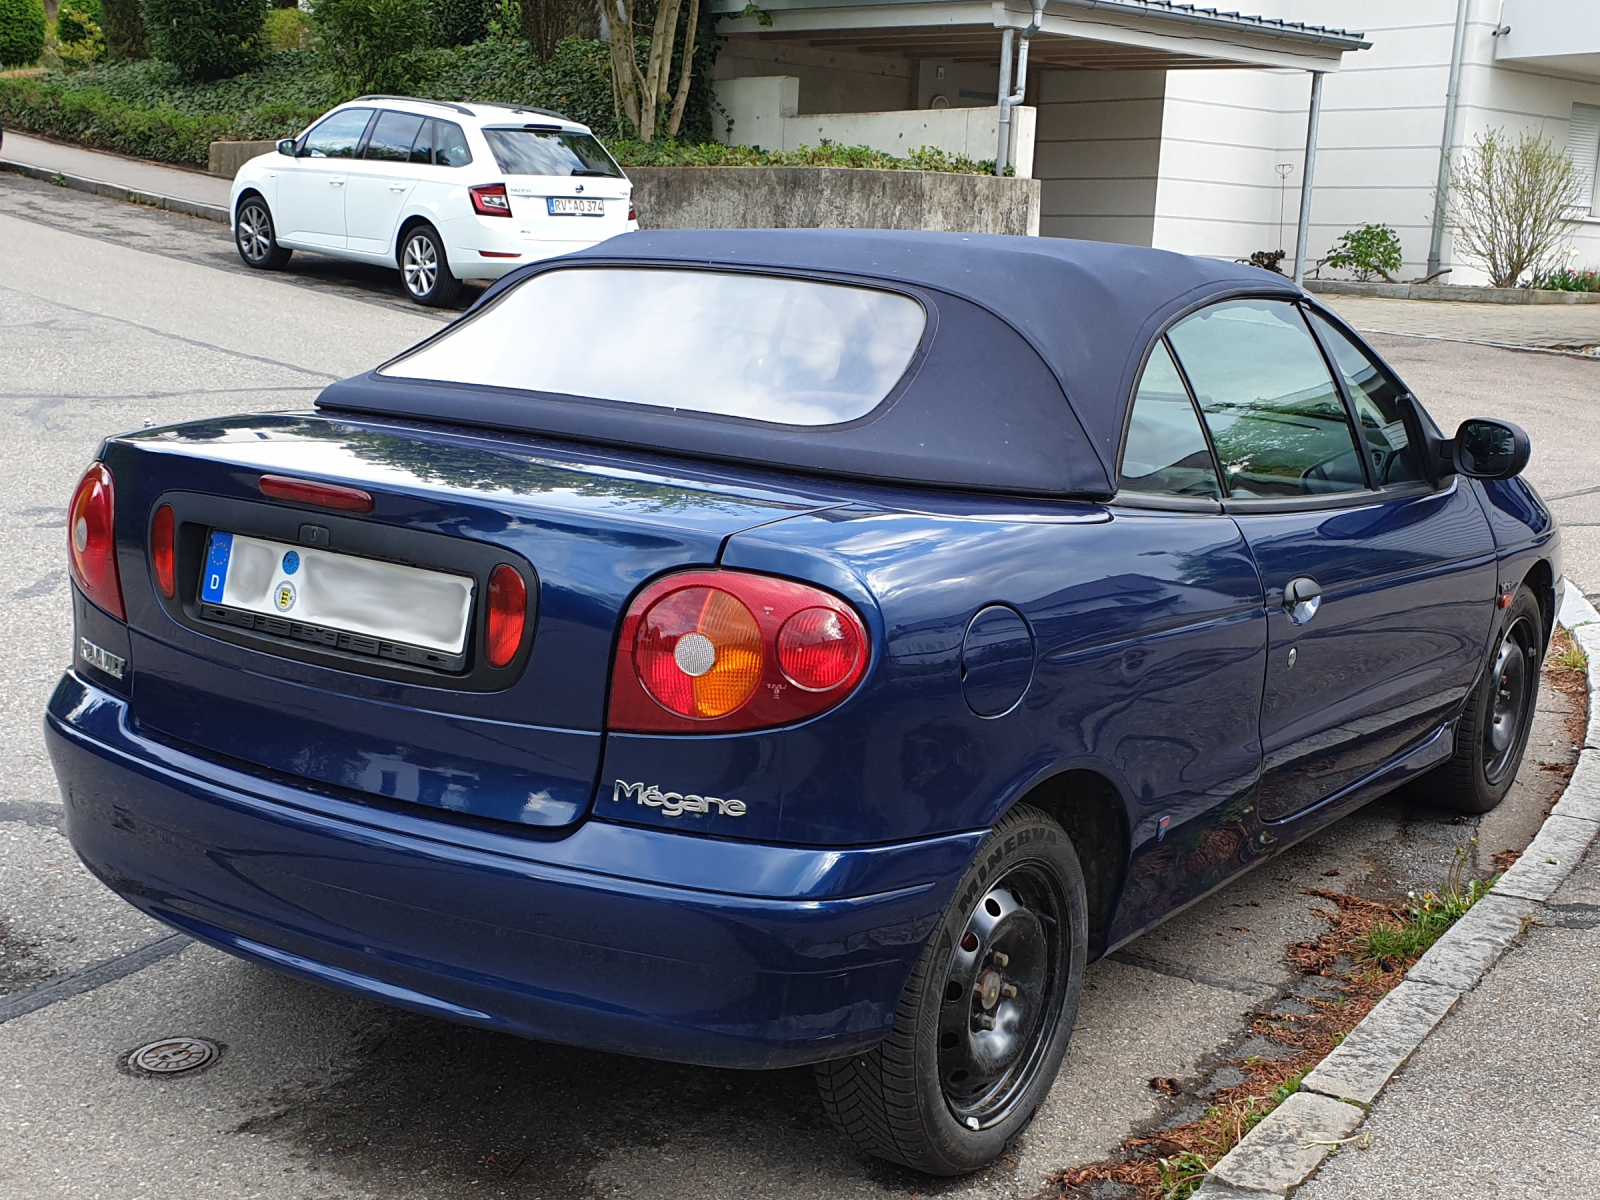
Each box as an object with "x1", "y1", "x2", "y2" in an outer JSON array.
[{"x1": 46, "y1": 672, "x2": 976, "y2": 1068}]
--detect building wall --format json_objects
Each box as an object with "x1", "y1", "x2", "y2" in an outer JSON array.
[
  {"x1": 1034, "y1": 69, "x2": 1166, "y2": 246},
  {"x1": 712, "y1": 38, "x2": 913, "y2": 122}
]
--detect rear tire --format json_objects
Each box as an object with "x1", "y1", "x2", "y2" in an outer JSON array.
[
  {"x1": 1424, "y1": 586, "x2": 1544, "y2": 814},
  {"x1": 399, "y1": 223, "x2": 461, "y2": 307},
  {"x1": 815, "y1": 804, "x2": 1087, "y2": 1175},
  {"x1": 235, "y1": 195, "x2": 292, "y2": 270}
]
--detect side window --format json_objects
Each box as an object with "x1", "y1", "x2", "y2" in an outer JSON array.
[
  {"x1": 1118, "y1": 339, "x2": 1220, "y2": 499},
  {"x1": 409, "y1": 119, "x2": 434, "y2": 165},
  {"x1": 434, "y1": 121, "x2": 473, "y2": 167},
  {"x1": 301, "y1": 108, "x2": 373, "y2": 159},
  {"x1": 1307, "y1": 311, "x2": 1428, "y2": 487},
  {"x1": 363, "y1": 110, "x2": 426, "y2": 163},
  {"x1": 1167, "y1": 299, "x2": 1366, "y2": 498}
]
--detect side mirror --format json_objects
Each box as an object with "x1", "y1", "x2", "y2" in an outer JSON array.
[
  {"x1": 277, "y1": 138, "x2": 296, "y2": 157},
  {"x1": 1449, "y1": 418, "x2": 1530, "y2": 480}
]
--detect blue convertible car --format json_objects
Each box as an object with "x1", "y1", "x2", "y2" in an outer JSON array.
[{"x1": 48, "y1": 231, "x2": 1558, "y2": 1173}]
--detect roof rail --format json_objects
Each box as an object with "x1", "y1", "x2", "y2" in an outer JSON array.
[
  {"x1": 468, "y1": 100, "x2": 574, "y2": 122},
  {"x1": 351, "y1": 95, "x2": 476, "y2": 116}
]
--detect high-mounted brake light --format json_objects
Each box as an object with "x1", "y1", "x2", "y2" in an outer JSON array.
[
  {"x1": 470, "y1": 182, "x2": 512, "y2": 217},
  {"x1": 68, "y1": 462, "x2": 124, "y2": 619},
  {"x1": 608, "y1": 570, "x2": 869, "y2": 733},
  {"x1": 258, "y1": 474, "x2": 373, "y2": 513},
  {"x1": 150, "y1": 504, "x2": 176, "y2": 599},
  {"x1": 486, "y1": 564, "x2": 527, "y2": 668}
]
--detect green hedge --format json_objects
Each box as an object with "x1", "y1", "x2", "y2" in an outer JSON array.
[{"x1": 0, "y1": 0, "x2": 46, "y2": 69}]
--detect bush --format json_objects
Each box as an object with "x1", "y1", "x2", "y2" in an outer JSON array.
[
  {"x1": 1448, "y1": 128, "x2": 1583, "y2": 288},
  {"x1": 432, "y1": 0, "x2": 489, "y2": 48},
  {"x1": 99, "y1": 0, "x2": 143, "y2": 60},
  {"x1": 1534, "y1": 265, "x2": 1600, "y2": 292},
  {"x1": 55, "y1": 0, "x2": 106, "y2": 69},
  {"x1": 610, "y1": 138, "x2": 1001, "y2": 174},
  {"x1": 144, "y1": 0, "x2": 269, "y2": 81},
  {"x1": 313, "y1": 0, "x2": 431, "y2": 92},
  {"x1": 1323, "y1": 223, "x2": 1403, "y2": 282},
  {"x1": 263, "y1": 7, "x2": 313, "y2": 52},
  {"x1": 0, "y1": 0, "x2": 46, "y2": 68}
]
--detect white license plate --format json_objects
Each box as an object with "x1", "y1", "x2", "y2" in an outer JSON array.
[
  {"x1": 548, "y1": 197, "x2": 605, "y2": 216},
  {"x1": 200, "y1": 532, "x2": 475, "y2": 656}
]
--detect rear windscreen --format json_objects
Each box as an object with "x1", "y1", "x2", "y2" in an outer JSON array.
[
  {"x1": 379, "y1": 268, "x2": 928, "y2": 426},
  {"x1": 483, "y1": 129, "x2": 622, "y2": 177}
]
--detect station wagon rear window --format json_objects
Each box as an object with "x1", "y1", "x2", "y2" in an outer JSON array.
[
  {"x1": 483, "y1": 128, "x2": 622, "y2": 178},
  {"x1": 379, "y1": 268, "x2": 928, "y2": 426}
]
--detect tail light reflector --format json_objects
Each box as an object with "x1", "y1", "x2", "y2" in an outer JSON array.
[
  {"x1": 150, "y1": 504, "x2": 176, "y2": 599},
  {"x1": 470, "y1": 182, "x2": 512, "y2": 217},
  {"x1": 628, "y1": 199, "x2": 637, "y2": 222},
  {"x1": 258, "y1": 474, "x2": 373, "y2": 513},
  {"x1": 68, "y1": 462, "x2": 124, "y2": 619},
  {"x1": 609, "y1": 570, "x2": 868, "y2": 733},
  {"x1": 486, "y1": 564, "x2": 527, "y2": 668}
]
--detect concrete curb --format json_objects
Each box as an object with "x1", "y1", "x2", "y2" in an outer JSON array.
[
  {"x1": 1305, "y1": 279, "x2": 1600, "y2": 305},
  {"x1": 0, "y1": 157, "x2": 229, "y2": 224},
  {"x1": 1193, "y1": 580, "x2": 1600, "y2": 1199}
]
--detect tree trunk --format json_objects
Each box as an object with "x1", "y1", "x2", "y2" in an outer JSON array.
[
  {"x1": 665, "y1": 0, "x2": 700, "y2": 138},
  {"x1": 601, "y1": 0, "x2": 646, "y2": 139}
]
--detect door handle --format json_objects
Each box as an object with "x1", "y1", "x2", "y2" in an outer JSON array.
[
  {"x1": 388, "y1": 184, "x2": 406, "y2": 192},
  {"x1": 1284, "y1": 576, "x2": 1322, "y2": 625},
  {"x1": 329, "y1": 178, "x2": 346, "y2": 186}
]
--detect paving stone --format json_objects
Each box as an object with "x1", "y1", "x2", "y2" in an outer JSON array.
[
  {"x1": 1495, "y1": 814, "x2": 1600, "y2": 901},
  {"x1": 1205, "y1": 1091, "x2": 1364, "y2": 1194},
  {"x1": 1193, "y1": 1181, "x2": 1284, "y2": 1199},
  {"x1": 1551, "y1": 752, "x2": 1600, "y2": 824},
  {"x1": 1300, "y1": 981, "x2": 1459, "y2": 1106},
  {"x1": 1405, "y1": 892, "x2": 1537, "y2": 991}
]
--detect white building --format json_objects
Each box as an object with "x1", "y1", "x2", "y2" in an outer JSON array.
[{"x1": 707, "y1": 0, "x2": 1600, "y2": 283}]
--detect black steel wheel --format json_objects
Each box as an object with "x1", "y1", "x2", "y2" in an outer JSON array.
[
  {"x1": 815, "y1": 804, "x2": 1087, "y2": 1175},
  {"x1": 399, "y1": 223, "x2": 461, "y2": 307},
  {"x1": 1425, "y1": 585, "x2": 1544, "y2": 814},
  {"x1": 234, "y1": 195, "x2": 291, "y2": 270}
]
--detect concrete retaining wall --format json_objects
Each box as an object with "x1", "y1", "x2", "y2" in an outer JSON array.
[
  {"x1": 1305, "y1": 278, "x2": 1600, "y2": 304},
  {"x1": 629, "y1": 166, "x2": 1040, "y2": 237},
  {"x1": 209, "y1": 139, "x2": 278, "y2": 178}
]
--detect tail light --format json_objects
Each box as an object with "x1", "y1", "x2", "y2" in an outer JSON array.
[
  {"x1": 259, "y1": 474, "x2": 373, "y2": 513},
  {"x1": 470, "y1": 182, "x2": 512, "y2": 217},
  {"x1": 68, "y1": 462, "x2": 124, "y2": 619},
  {"x1": 608, "y1": 570, "x2": 868, "y2": 733},
  {"x1": 628, "y1": 199, "x2": 637, "y2": 222},
  {"x1": 485, "y1": 564, "x2": 527, "y2": 668},
  {"x1": 150, "y1": 503, "x2": 176, "y2": 599}
]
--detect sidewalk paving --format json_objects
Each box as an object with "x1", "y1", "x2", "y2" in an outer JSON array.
[
  {"x1": 0, "y1": 130, "x2": 231, "y2": 208},
  {"x1": 1315, "y1": 293, "x2": 1600, "y2": 352}
]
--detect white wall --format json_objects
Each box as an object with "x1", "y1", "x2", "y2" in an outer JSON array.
[
  {"x1": 712, "y1": 37, "x2": 913, "y2": 118},
  {"x1": 1034, "y1": 69, "x2": 1166, "y2": 245}
]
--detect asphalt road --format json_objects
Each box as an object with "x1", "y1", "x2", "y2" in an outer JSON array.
[{"x1": 0, "y1": 173, "x2": 1593, "y2": 1200}]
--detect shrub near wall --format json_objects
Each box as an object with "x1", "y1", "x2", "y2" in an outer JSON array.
[
  {"x1": 0, "y1": 0, "x2": 46, "y2": 68},
  {"x1": 145, "y1": 0, "x2": 269, "y2": 80}
]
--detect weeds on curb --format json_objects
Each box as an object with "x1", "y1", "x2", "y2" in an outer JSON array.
[{"x1": 1360, "y1": 843, "x2": 1495, "y2": 968}]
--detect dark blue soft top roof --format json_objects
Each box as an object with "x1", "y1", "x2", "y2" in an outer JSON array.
[{"x1": 319, "y1": 229, "x2": 1303, "y2": 498}]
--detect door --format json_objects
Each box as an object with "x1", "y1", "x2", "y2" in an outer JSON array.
[
  {"x1": 345, "y1": 109, "x2": 426, "y2": 256},
  {"x1": 1166, "y1": 299, "x2": 1497, "y2": 821},
  {"x1": 274, "y1": 107, "x2": 374, "y2": 249}
]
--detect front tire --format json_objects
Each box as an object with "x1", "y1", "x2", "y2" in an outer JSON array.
[
  {"x1": 815, "y1": 804, "x2": 1088, "y2": 1175},
  {"x1": 1425, "y1": 585, "x2": 1544, "y2": 814},
  {"x1": 235, "y1": 195, "x2": 291, "y2": 270},
  {"x1": 399, "y1": 224, "x2": 461, "y2": 307}
]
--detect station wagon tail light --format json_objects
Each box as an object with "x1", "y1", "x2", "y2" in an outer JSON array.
[
  {"x1": 150, "y1": 504, "x2": 176, "y2": 599},
  {"x1": 470, "y1": 182, "x2": 512, "y2": 217},
  {"x1": 486, "y1": 564, "x2": 527, "y2": 668},
  {"x1": 68, "y1": 462, "x2": 124, "y2": 620},
  {"x1": 628, "y1": 199, "x2": 637, "y2": 222},
  {"x1": 609, "y1": 570, "x2": 868, "y2": 733}
]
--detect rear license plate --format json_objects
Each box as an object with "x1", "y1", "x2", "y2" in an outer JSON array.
[
  {"x1": 548, "y1": 197, "x2": 605, "y2": 216},
  {"x1": 199, "y1": 532, "x2": 475, "y2": 667}
]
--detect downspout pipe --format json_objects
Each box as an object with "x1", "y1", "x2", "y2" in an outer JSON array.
[
  {"x1": 996, "y1": 0, "x2": 1045, "y2": 177},
  {"x1": 1292, "y1": 70, "x2": 1324, "y2": 284},
  {"x1": 1427, "y1": 0, "x2": 1472, "y2": 279}
]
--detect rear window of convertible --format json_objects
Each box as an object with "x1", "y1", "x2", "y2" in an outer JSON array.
[{"x1": 378, "y1": 268, "x2": 928, "y2": 426}]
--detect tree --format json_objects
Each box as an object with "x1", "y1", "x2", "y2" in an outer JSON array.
[
  {"x1": 0, "y1": 0, "x2": 46, "y2": 68},
  {"x1": 1447, "y1": 128, "x2": 1583, "y2": 288},
  {"x1": 601, "y1": 0, "x2": 701, "y2": 141},
  {"x1": 433, "y1": 0, "x2": 489, "y2": 47},
  {"x1": 314, "y1": 0, "x2": 431, "y2": 92},
  {"x1": 521, "y1": 0, "x2": 592, "y2": 62},
  {"x1": 144, "y1": 0, "x2": 268, "y2": 80},
  {"x1": 99, "y1": 0, "x2": 145, "y2": 59}
]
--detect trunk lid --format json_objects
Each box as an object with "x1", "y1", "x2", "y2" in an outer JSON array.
[{"x1": 107, "y1": 413, "x2": 833, "y2": 830}]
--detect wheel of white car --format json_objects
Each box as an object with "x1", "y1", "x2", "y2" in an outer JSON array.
[
  {"x1": 399, "y1": 224, "x2": 462, "y2": 307},
  {"x1": 234, "y1": 195, "x2": 291, "y2": 270}
]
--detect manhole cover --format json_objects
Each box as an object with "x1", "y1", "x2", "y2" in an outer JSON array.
[{"x1": 127, "y1": 1037, "x2": 220, "y2": 1076}]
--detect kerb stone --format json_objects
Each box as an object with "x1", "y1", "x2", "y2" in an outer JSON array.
[
  {"x1": 1300, "y1": 980, "x2": 1458, "y2": 1106},
  {"x1": 1495, "y1": 813, "x2": 1600, "y2": 901},
  {"x1": 1406, "y1": 892, "x2": 1537, "y2": 991},
  {"x1": 1205, "y1": 1091, "x2": 1364, "y2": 1194},
  {"x1": 1549, "y1": 751, "x2": 1600, "y2": 823}
]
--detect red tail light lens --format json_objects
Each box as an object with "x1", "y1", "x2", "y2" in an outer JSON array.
[
  {"x1": 258, "y1": 474, "x2": 373, "y2": 513},
  {"x1": 150, "y1": 504, "x2": 176, "y2": 599},
  {"x1": 486, "y1": 564, "x2": 527, "y2": 668},
  {"x1": 628, "y1": 199, "x2": 637, "y2": 222},
  {"x1": 470, "y1": 182, "x2": 512, "y2": 217},
  {"x1": 609, "y1": 570, "x2": 869, "y2": 733},
  {"x1": 68, "y1": 462, "x2": 124, "y2": 619}
]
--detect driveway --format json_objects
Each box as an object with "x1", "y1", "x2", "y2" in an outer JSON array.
[{"x1": 0, "y1": 173, "x2": 1593, "y2": 1200}]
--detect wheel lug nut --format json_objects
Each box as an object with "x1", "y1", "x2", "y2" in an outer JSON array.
[
  {"x1": 977, "y1": 1015, "x2": 996, "y2": 1030},
  {"x1": 1001, "y1": 984, "x2": 1018, "y2": 999},
  {"x1": 993, "y1": 952, "x2": 1009, "y2": 968}
]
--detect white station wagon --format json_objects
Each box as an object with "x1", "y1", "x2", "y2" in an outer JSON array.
[{"x1": 230, "y1": 96, "x2": 638, "y2": 305}]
